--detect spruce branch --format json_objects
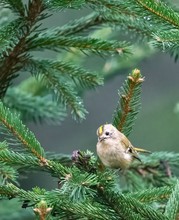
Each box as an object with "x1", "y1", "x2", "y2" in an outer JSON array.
[
  {"x1": 153, "y1": 30, "x2": 179, "y2": 44},
  {"x1": 135, "y1": 0, "x2": 179, "y2": 29},
  {"x1": 0, "y1": 102, "x2": 47, "y2": 164},
  {"x1": 56, "y1": 201, "x2": 117, "y2": 220},
  {"x1": 27, "y1": 35, "x2": 131, "y2": 56},
  {"x1": 47, "y1": 190, "x2": 119, "y2": 220},
  {"x1": 54, "y1": 12, "x2": 152, "y2": 40},
  {"x1": 99, "y1": 189, "x2": 169, "y2": 220},
  {"x1": 0, "y1": 142, "x2": 20, "y2": 185},
  {"x1": 24, "y1": 58, "x2": 103, "y2": 89},
  {"x1": 18, "y1": 56, "x2": 103, "y2": 120},
  {"x1": 62, "y1": 171, "x2": 98, "y2": 202},
  {"x1": 51, "y1": 60, "x2": 103, "y2": 89},
  {"x1": 0, "y1": 183, "x2": 43, "y2": 202},
  {"x1": 101, "y1": 14, "x2": 154, "y2": 40},
  {"x1": 0, "y1": 148, "x2": 40, "y2": 168},
  {"x1": 127, "y1": 151, "x2": 179, "y2": 189},
  {"x1": 132, "y1": 151, "x2": 179, "y2": 169},
  {"x1": 112, "y1": 68, "x2": 144, "y2": 136},
  {"x1": 48, "y1": 159, "x2": 98, "y2": 198},
  {"x1": 21, "y1": 58, "x2": 92, "y2": 120},
  {"x1": 152, "y1": 30, "x2": 179, "y2": 61},
  {"x1": 98, "y1": 187, "x2": 142, "y2": 220},
  {"x1": 0, "y1": 19, "x2": 27, "y2": 97},
  {"x1": 164, "y1": 180, "x2": 179, "y2": 220},
  {"x1": 0, "y1": 0, "x2": 45, "y2": 98},
  {"x1": 0, "y1": 183, "x2": 18, "y2": 198}
]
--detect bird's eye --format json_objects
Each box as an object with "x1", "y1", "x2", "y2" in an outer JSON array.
[{"x1": 105, "y1": 131, "x2": 110, "y2": 136}]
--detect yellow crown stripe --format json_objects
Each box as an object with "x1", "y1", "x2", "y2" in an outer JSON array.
[{"x1": 98, "y1": 125, "x2": 104, "y2": 135}]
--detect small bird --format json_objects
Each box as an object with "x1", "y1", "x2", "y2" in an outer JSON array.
[{"x1": 96, "y1": 124, "x2": 150, "y2": 170}]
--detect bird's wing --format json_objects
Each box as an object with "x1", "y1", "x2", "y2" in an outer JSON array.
[
  {"x1": 133, "y1": 147, "x2": 151, "y2": 154},
  {"x1": 121, "y1": 135, "x2": 141, "y2": 162}
]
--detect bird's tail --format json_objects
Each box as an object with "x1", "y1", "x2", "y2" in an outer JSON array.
[{"x1": 134, "y1": 147, "x2": 151, "y2": 154}]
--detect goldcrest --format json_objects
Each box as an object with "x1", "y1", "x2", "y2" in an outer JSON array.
[{"x1": 96, "y1": 124, "x2": 150, "y2": 170}]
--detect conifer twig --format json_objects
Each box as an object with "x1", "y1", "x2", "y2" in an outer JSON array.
[
  {"x1": 112, "y1": 68, "x2": 144, "y2": 136},
  {"x1": 136, "y1": 0, "x2": 179, "y2": 28}
]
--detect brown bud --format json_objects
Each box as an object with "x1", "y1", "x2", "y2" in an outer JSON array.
[
  {"x1": 33, "y1": 200, "x2": 52, "y2": 220},
  {"x1": 39, "y1": 158, "x2": 49, "y2": 166}
]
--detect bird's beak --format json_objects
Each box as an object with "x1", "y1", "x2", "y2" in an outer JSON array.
[{"x1": 98, "y1": 136, "x2": 106, "y2": 142}]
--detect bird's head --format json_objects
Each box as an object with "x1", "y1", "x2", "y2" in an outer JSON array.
[{"x1": 96, "y1": 124, "x2": 119, "y2": 142}]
